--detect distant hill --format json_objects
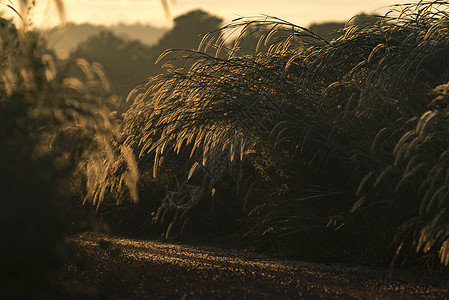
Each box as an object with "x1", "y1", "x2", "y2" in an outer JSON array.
[{"x1": 46, "y1": 22, "x2": 167, "y2": 58}]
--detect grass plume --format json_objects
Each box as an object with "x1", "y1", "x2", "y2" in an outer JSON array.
[{"x1": 109, "y1": 1, "x2": 449, "y2": 269}]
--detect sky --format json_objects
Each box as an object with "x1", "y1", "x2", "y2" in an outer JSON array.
[{"x1": 7, "y1": 0, "x2": 414, "y2": 28}]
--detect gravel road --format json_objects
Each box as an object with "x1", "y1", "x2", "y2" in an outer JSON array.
[{"x1": 50, "y1": 232, "x2": 449, "y2": 299}]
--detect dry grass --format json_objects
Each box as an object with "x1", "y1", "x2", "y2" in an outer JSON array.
[
  {"x1": 0, "y1": 2, "x2": 138, "y2": 296},
  {"x1": 109, "y1": 1, "x2": 449, "y2": 270}
]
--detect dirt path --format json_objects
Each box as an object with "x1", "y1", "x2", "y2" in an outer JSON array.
[{"x1": 50, "y1": 232, "x2": 449, "y2": 299}]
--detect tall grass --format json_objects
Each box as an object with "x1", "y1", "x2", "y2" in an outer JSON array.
[
  {"x1": 112, "y1": 1, "x2": 449, "y2": 269},
  {"x1": 0, "y1": 1, "x2": 138, "y2": 296}
]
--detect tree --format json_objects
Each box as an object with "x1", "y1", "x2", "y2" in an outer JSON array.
[
  {"x1": 152, "y1": 9, "x2": 223, "y2": 53},
  {"x1": 74, "y1": 30, "x2": 155, "y2": 108},
  {"x1": 308, "y1": 22, "x2": 344, "y2": 42}
]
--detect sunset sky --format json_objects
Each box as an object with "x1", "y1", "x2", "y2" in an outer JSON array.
[{"x1": 13, "y1": 0, "x2": 413, "y2": 28}]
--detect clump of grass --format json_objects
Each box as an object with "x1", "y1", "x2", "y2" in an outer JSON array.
[
  {"x1": 0, "y1": 1, "x2": 138, "y2": 296},
  {"x1": 111, "y1": 0, "x2": 449, "y2": 270}
]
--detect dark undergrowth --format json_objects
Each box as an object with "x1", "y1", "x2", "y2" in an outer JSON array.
[{"x1": 0, "y1": 1, "x2": 137, "y2": 298}]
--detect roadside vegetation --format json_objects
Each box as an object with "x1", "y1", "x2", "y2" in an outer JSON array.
[
  {"x1": 118, "y1": 0, "x2": 449, "y2": 271},
  {"x1": 0, "y1": 1, "x2": 137, "y2": 297},
  {"x1": 3, "y1": 2, "x2": 449, "y2": 297}
]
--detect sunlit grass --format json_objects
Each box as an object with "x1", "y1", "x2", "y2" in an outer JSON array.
[{"x1": 109, "y1": 1, "x2": 449, "y2": 269}]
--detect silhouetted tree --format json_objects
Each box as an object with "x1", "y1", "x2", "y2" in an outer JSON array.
[
  {"x1": 308, "y1": 22, "x2": 344, "y2": 42},
  {"x1": 348, "y1": 13, "x2": 382, "y2": 27},
  {"x1": 152, "y1": 9, "x2": 223, "y2": 53},
  {"x1": 308, "y1": 14, "x2": 382, "y2": 43},
  {"x1": 74, "y1": 30, "x2": 154, "y2": 107}
]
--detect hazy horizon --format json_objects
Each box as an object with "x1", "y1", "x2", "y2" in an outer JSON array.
[{"x1": 5, "y1": 0, "x2": 414, "y2": 29}]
